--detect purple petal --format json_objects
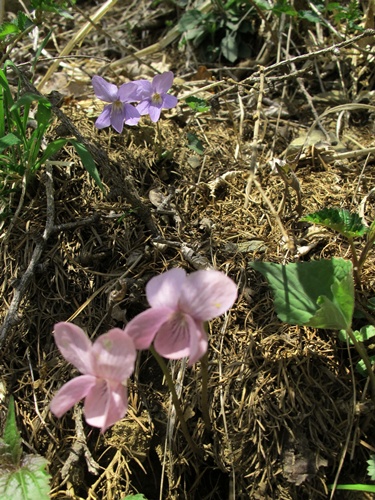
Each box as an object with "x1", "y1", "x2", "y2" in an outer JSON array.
[
  {"x1": 118, "y1": 82, "x2": 142, "y2": 103},
  {"x1": 92, "y1": 328, "x2": 136, "y2": 382},
  {"x1": 146, "y1": 268, "x2": 186, "y2": 308},
  {"x1": 54, "y1": 322, "x2": 94, "y2": 374},
  {"x1": 136, "y1": 100, "x2": 151, "y2": 116},
  {"x1": 148, "y1": 103, "x2": 162, "y2": 123},
  {"x1": 95, "y1": 105, "x2": 112, "y2": 129},
  {"x1": 133, "y1": 79, "x2": 152, "y2": 99},
  {"x1": 180, "y1": 270, "x2": 238, "y2": 320},
  {"x1": 153, "y1": 71, "x2": 174, "y2": 94},
  {"x1": 110, "y1": 102, "x2": 126, "y2": 133},
  {"x1": 92, "y1": 76, "x2": 118, "y2": 102},
  {"x1": 84, "y1": 379, "x2": 128, "y2": 432},
  {"x1": 124, "y1": 307, "x2": 173, "y2": 349},
  {"x1": 123, "y1": 104, "x2": 141, "y2": 126},
  {"x1": 162, "y1": 94, "x2": 178, "y2": 110},
  {"x1": 153, "y1": 312, "x2": 195, "y2": 360},
  {"x1": 50, "y1": 375, "x2": 97, "y2": 417}
]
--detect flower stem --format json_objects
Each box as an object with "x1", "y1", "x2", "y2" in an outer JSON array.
[
  {"x1": 150, "y1": 346, "x2": 201, "y2": 456},
  {"x1": 200, "y1": 351, "x2": 211, "y2": 432}
]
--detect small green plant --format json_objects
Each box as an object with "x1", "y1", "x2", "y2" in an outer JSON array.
[
  {"x1": 0, "y1": 61, "x2": 104, "y2": 212},
  {"x1": 178, "y1": 0, "x2": 255, "y2": 62},
  {"x1": 301, "y1": 208, "x2": 375, "y2": 286},
  {"x1": 0, "y1": 396, "x2": 51, "y2": 499}
]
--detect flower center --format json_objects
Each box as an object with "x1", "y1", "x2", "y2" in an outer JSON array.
[
  {"x1": 151, "y1": 92, "x2": 162, "y2": 105},
  {"x1": 112, "y1": 100, "x2": 123, "y2": 113}
]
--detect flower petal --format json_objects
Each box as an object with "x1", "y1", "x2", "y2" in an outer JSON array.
[
  {"x1": 123, "y1": 104, "x2": 141, "y2": 126},
  {"x1": 153, "y1": 312, "x2": 194, "y2": 360},
  {"x1": 110, "y1": 103, "x2": 125, "y2": 133},
  {"x1": 124, "y1": 307, "x2": 173, "y2": 349},
  {"x1": 132, "y1": 79, "x2": 152, "y2": 99},
  {"x1": 136, "y1": 100, "x2": 151, "y2": 116},
  {"x1": 118, "y1": 82, "x2": 142, "y2": 103},
  {"x1": 54, "y1": 322, "x2": 94, "y2": 374},
  {"x1": 180, "y1": 270, "x2": 238, "y2": 320},
  {"x1": 148, "y1": 103, "x2": 162, "y2": 122},
  {"x1": 92, "y1": 75, "x2": 118, "y2": 102},
  {"x1": 84, "y1": 379, "x2": 128, "y2": 432},
  {"x1": 95, "y1": 105, "x2": 112, "y2": 129},
  {"x1": 50, "y1": 375, "x2": 97, "y2": 417},
  {"x1": 92, "y1": 328, "x2": 136, "y2": 382},
  {"x1": 153, "y1": 71, "x2": 174, "y2": 94},
  {"x1": 146, "y1": 268, "x2": 186, "y2": 308},
  {"x1": 162, "y1": 93, "x2": 178, "y2": 110},
  {"x1": 188, "y1": 320, "x2": 208, "y2": 366}
]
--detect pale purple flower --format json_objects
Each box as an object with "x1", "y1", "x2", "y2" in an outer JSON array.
[
  {"x1": 135, "y1": 71, "x2": 178, "y2": 122},
  {"x1": 50, "y1": 322, "x2": 136, "y2": 432},
  {"x1": 92, "y1": 75, "x2": 140, "y2": 132},
  {"x1": 124, "y1": 268, "x2": 237, "y2": 365}
]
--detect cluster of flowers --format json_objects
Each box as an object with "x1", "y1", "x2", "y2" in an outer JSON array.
[
  {"x1": 92, "y1": 71, "x2": 178, "y2": 133},
  {"x1": 50, "y1": 268, "x2": 237, "y2": 432}
]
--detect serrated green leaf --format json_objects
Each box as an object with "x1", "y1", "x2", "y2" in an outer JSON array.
[
  {"x1": 0, "y1": 454, "x2": 50, "y2": 500},
  {"x1": 185, "y1": 96, "x2": 210, "y2": 113},
  {"x1": 301, "y1": 208, "x2": 367, "y2": 239},
  {"x1": 187, "y1": 133, "x2": 204, "y2": 155},
  {"x1": 367, "y1": 455, "x2": 375, "y2": 480},
  {"x1": 0, "y1": 23, "x2": 20, "y2": 40},
  {"x1": 3, "y1": 396, "x2": 22, "y2": 466},
  {"x1": 69, "y1": 139, "x2": 105, "y2": 193},
  {"x1": 250, "y1": 258, "x2": 354, "y2": 330}
]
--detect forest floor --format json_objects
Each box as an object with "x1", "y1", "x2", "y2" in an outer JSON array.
[{"x1": 1, "y1": 0, "x2": 375, "y2": 498}]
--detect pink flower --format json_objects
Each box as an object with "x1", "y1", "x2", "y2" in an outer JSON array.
[
  {"x1": 124, "y1": 268, "x2": 237, "y2": 365},
  {"x1": 135, "y1": 71, "x2": 178, "y2": 122},
  {"x1": 50, "y1": 322, "x2": 136, "y2": 432},
  {"x1": 92, "y1": 76, "x2": 141, "y2": 132}
]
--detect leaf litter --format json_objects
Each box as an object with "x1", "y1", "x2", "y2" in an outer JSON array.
[{"x1": 1, "y1": 1, "x2": 375, "y2": 499}]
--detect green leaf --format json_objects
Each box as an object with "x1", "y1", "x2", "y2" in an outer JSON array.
[
  {"x1": 36, "y1": 138, "x2": 67, "y2": 168},
  {"x1": 221, "y1": 31, "x2": 238, "y2": 62},
  {"x1": 301, "y1": 208, "x2": 367, "y2": 239},
  {"x1": 0, "y1": 133, "x2": 22, "y2": 153},
  {"x1": 0, "y1": 454, "x2": 51, "y2": 500},
  {"x1": 178, "y1": 10, "x2": 203, "y2": 32},
  {"x1": 2, "y1": 397, "x2": 22, "y2": 466},
  {"x1": 252, "y1": 0, "x2": 272, "y2": 10},
  {"x1": 339, "y1": 325, "x2": 375, "y2": 345},
  {"x1": 0, "y1": 23, "x2": 20, "y2": 40},
  {"x1": 187, "y1": 132, "x2": 204, "y2": 155},
  {"x1": 69, "y1": 139, "x2": 105, "y2": 193},
  {"x1": 185, "y1": 96, "x2": 210, "y2": 113},
  {"x1": 250, "y1": 258, "x2": 354, "y2": 330},
  {"x1": 367, "y1": 455, "x2": 375, "y2": 481},
  {"x1": 298, "y1": 10, "x2": 322, "y2": 23},
  {"x1": 10, "y1": 93, "x2": 51, "y2": 113},
  {"x1": 121, "y1": 495, "x2": 148, "y2": 500},
  {"x1": 356, "y1": 355, "x2": 375, "y2": 376}
]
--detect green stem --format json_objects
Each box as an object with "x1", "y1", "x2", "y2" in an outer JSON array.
[
  {"x1": 150, "y1": 346, "x2": 201, "y2": 456},
  {"x1": 346, "y1": 326, "x2": 375, "y2": 403},
  {"x1": 155, "y1": 121, "x2": 163, "y2": 158},
  {"x1": 328, "y1": 484, "x2": 375, "y2": 492},
  {"x1": 200, "y1": 351, "x2": 211, "y2": 432}
]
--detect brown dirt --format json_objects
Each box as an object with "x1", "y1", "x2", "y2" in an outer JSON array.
[{"x1": 1, "y1": 1, "x2": 375, "y2": 499}]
